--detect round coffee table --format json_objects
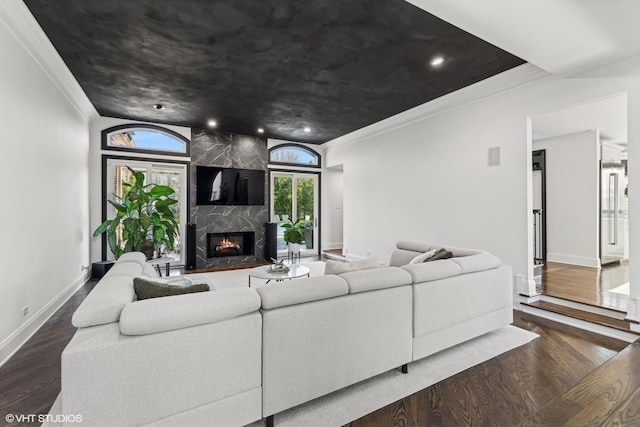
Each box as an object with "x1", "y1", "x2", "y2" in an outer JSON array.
[{"x1": 248, "y1": 264, "x2": 311, "y2": 287}]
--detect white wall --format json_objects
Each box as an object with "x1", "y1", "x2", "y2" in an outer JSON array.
[
  {"x1": 0, "y1": 16, "x2": 91, "y2": 364},
  {"x1": 532, "y1": 131, "x2": 600, "y2": 267},
  {"x1": 89, "y1": 117, "x2": 191, "y2": 263},
  {"x1": 324, "y1": 64, "x2": 640, "y2": 300}
]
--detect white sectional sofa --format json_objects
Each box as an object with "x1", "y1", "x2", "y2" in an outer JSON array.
[{"x1": 61, "y1": 242, "x2": 512, "y2": 427}]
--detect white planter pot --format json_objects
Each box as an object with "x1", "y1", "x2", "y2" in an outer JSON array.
[{"x1": 288, "y1": 243, "x2": 301, "y2": 253}]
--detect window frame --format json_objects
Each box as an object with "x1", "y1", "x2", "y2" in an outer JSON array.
[
  {"x1": 101, "y1": 123, "x2": 191, "y2": 157},
  {"x1": 268, "y1": 143, "x2": 321, "y2": 168}
]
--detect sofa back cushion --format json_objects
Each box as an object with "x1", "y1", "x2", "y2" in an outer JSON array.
[
  {"x1": 324, "y1": 258, "x2": 378, "y2": 275},
  {"x1": 72, "y1": 276, "x2": 137, "y2": 327},
  {"x1": 340, "y1": 267, "x2": 412, "y2": 294},
  {"x1": 389, "y1": 241, "x2": 485, "y2": 267},
  {"x1": 256, "y1": 275, "x2": 348, "y2": 309}
]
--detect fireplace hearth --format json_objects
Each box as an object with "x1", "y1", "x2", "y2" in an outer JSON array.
[{"x1": 207, "y1": 232, "x2": 255, "y2": 258}]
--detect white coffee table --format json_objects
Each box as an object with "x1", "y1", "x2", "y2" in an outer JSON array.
[{"x1": 248, "y1": 264, "x2": 310, "y2": 287}]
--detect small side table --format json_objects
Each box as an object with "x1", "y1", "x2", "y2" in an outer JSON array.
[{"x1": 148, "y1": 256, "x2": 173, "y2": 277}]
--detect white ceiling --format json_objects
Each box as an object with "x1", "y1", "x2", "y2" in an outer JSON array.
[
  {"x1": 406, "y1": 0, "x2": 640, "y2": 77},
  {"x1": 531, "y1": 94, "x2": 627, "y2": 144}
]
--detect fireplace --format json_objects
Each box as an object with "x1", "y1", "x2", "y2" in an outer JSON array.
[{"x1": 207, "y1": 232, "x2": 255, "y2": 258}]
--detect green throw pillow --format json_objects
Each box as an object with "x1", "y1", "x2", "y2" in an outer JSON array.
[
  {"x1": 134, "y1": 276, "x2": 210, "y2": 300},
  {"x1": 425, "y1": 248, "x2": 454, "y2": 262}
]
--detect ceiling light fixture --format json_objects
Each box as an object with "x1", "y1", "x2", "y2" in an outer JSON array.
[
  {"x1": 430, "y1": 56, "x2": 445, "y2": 67},
  {"x1": 257, "y1": 128, "x2": 264, "y2": 134},
  {"x1": 207, "y1": 119, "x2": 217, "y2": 128},
  {"x1": 303, "y1": 127, "x2": 311, "y2": 133},
  {"x1": 153, "y1": 103, "x2": 165, "y2": 110}
]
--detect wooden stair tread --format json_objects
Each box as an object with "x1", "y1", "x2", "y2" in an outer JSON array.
[
  {"x1": 522, "y1": 301, "x2": 638, "y2": 334},
  {"x1": 518, "y1": 340, "x2": 640, "y2": 426}
]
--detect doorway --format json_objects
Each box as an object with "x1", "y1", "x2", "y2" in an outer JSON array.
[{"x1": 270, "y1": 171, "x2": 319, "y2": 257}]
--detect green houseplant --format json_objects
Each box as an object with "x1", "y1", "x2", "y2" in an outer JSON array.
[
  {"x1": 282, "y1": 218, "x2": 305, "y2": 253},
  {"x1": 93, "y1": 166, "x2": 179, "y2": 259}
]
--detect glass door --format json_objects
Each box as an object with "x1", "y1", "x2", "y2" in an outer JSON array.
[
  {"x1": 105, "y1": 158, "x2": 187, "y2": 265},
  {"x1": 270, "y1": 171, "x2": 319, "y2": 256}
]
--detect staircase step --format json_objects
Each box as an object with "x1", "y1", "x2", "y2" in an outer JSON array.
[
  {"x1": 518, "y1": 340, "x2": 640, "y2": 426},
  {"x1": 522, "y1": 300, "x2": 638, "y2": 335}
]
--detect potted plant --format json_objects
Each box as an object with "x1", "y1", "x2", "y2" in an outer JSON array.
[
  {"x1": 282, "y1": 218, "x2": 305, "y2": 253},
  {"x1": 93, "y1": 166, "x2": 179, "y2": 260}
]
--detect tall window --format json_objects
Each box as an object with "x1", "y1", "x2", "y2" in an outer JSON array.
[
  {"x1": 102, "y1": 124, "x2": 190, "y2": 156},
  {"x1": 269, "y1": 144, "x2": 320, "y2": 168}
]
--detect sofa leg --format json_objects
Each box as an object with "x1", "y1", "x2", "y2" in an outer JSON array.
[
  {"x1": 266, "y1": 415, "x2": 274, "y2": 427},
  {"x1": 401, "y1": 363, "x2": 408, "y2": 374}
]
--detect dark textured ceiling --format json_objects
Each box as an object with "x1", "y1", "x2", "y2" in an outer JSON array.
[{"x1": 24, "y1": 0, "x2": 525, "y2": 144}]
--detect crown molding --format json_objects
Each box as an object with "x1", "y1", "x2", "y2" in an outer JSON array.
[
  {"x1": 323, "y1": 63, "x2": 550, "y2": 152},
  {"x1": 0, "y1": 0, "x2": 98, "y2": 121}
]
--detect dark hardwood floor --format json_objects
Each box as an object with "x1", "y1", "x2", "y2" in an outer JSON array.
[
  {"x1": 1, "y1": 277, "x2": 638, "y2": 427},
  {"x1": 538, "y1": 261, "x2": 629, "y2": 312},
  {"x1": 346, "y1": 312, "x2": 631, "y2": 427},
  {"x1": 0, "y1": 279, "x2": 96, "y2": 427}
]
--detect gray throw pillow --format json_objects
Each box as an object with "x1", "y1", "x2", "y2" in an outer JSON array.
[
  {"x1": 425, "y1": 248, "x2": 454, "y2": 262},
  {"x1": 133, "y1": 276, "x2": 210, "y2": 300}
]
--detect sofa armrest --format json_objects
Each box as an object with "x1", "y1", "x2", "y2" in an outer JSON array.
[
  {"x1": 119, "y1": 288, "x2": 260, "y2": 335},
  {"x1": 340, "y1": 267, "x2": 412, "y2": 294},
  {"x1": 256, "y1": 275, "x2": 348, "y2": 309}
]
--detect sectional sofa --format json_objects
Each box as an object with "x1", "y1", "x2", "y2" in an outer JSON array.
[{"x1": 61, "y1": 242, "x2": 512, "y2": 426}]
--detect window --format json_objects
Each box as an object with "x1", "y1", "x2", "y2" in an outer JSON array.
[
  {"x1": 269, "y1": 144, "x2": 320, "y2": 168},
  {"x1": 102, "y1": 124, "x2": 190, "y2": 156}
]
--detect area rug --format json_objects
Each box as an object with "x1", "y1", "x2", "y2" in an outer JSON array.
[{"x1": 245, "y1": 325, "x2": 537, "y2": 426}]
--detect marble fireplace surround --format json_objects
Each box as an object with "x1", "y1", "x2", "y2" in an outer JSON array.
[{"x1": 190, "y1": 129, "x2": 269, "y2": 270}]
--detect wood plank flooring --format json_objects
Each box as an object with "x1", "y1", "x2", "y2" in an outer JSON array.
[
  {"x1": 0, "y1": 279, "x2": 96, "y2": 427},
  {"x1": 539, "y1": 262, "x2": 629, "y2": 312},
  {"x1": 1, "y1": 278, "x2": 638, "y2": 427},
  {"x1": 345, "y1": 312, "x2": 630, "y2": 427}
]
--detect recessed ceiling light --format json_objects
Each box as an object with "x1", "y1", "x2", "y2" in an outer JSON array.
[
  {"x1": 207, "y1": 119, "x2": 217, "y2": 128},
  {"x1": 257, "y1": 128, "x2": 264, "y2": 134},
  {"x1": 153, "y1": 103, "x2": 165, "y2": 110},
  {"x1": 303, "y1": 127, "x2": 311, "y2": 133},
  {"x1": 430, "y1": 56, "x2": 445, "y2": 67}
]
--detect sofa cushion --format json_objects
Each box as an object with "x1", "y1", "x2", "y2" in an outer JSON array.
[
  {"x1": 409, "y1": 250, "x2": 437, "y2": 264},
  {"x1": 142, "y1": 262, "x2": 160, "y2": 278},
  {"x1": 451, "y1": 253, "x2": 501, "y2": 273},
  {"x1": 120, "y1": 288, "x2": 261, "y2": 335},
  {"x1": 256, "y1": 275, "x2": 348, "y2": 309},
  {"x1": 401, "y1": 260, "x2": 463, "y2": 283},
  {"x1": 72, "y1": 276, "x2": 136, "y2": 327},
  {"x1": 340, "y1": 267, "x2": 412, "y2": 294},
  {"x1": 116, "y1": 251, "x2": 147, "y2": 266},
  {"x1": 324, "y1": 258, "x2": 378, "y2": 275},
  {"x1": 133, "y1": 276, "x2": 210, "y2": 300}
]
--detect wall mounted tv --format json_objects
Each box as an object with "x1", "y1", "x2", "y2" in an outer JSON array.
[{"x1": 196, "y1": 166, "x2": 265, "y2": 206}]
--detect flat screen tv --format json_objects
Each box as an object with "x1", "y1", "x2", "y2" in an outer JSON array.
[{"x1": 196, "y1": 166, "x2": 265, "y2": 206}]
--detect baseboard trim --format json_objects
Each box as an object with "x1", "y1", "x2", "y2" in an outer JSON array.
[
  {"x1": 547, "y1": 253, "x2": 600, "y2": 268},
  {"x1": 0, "y1": 271, "x2": 89, "y2": 368}
]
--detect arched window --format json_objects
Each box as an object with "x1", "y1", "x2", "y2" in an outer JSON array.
[
  {"x1": 102, "y1": 124, "x2": 190, "y2": 156},
  {"x1": 269, "y1": 143, "x2": 320, "y2": 168}
]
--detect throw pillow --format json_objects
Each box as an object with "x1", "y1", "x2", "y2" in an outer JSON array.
[
  {"x1": 425, "y1": 248, "x2": 454, "y2": 262},
  {"x1": 133, "y1": 276, "x2": 210, "y2": 300},
  {"x1": 324, "y1": 258, "x2": 379, "y2": 275},
  {"x1": 409, "y1": 249, "x2": 437, "y2": 264}
]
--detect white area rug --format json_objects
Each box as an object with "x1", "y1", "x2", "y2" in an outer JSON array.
[
  {"x1": 244, "y1": 325, "x2": 537, "y2": 427},
  {"x1": 609, "y1": 282, "x2": 629, "y2": 295}
]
